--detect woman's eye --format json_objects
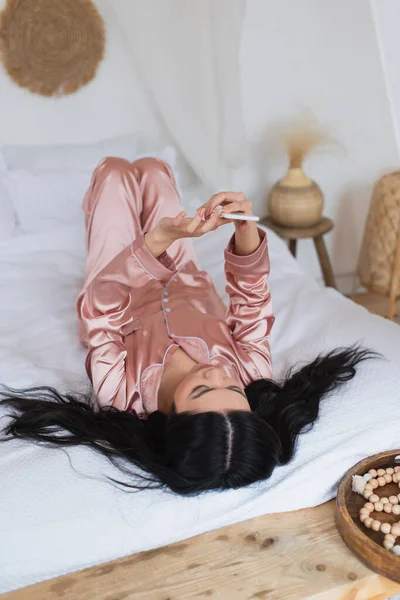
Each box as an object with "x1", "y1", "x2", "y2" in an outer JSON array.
[
  {"x1": 191, "y1": 385, "x2": 209, "y2": 395},
  {"x1": 233, "y1": 387, "x2": 246, "y2": 396},
  {"x1": 196, "y1": 386, "x2": 209, "y2": 392}
]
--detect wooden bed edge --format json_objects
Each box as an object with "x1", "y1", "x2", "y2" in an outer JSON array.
[{"x1": 2, "y1": 500, "x2": 400, "y2": 600}]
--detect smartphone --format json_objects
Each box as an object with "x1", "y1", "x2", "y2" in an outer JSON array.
[{"x1": 220, "y1": 212, "x2": 260, "y2": 222}]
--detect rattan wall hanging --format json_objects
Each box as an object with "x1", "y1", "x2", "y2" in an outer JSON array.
[
  {"x1": 0, "y1": 0, "x2": 105, "y2": 97},
  {"x1": 354, "y1": 171, "x2": 400, "y2": 320}
]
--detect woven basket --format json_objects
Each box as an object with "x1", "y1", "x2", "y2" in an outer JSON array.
[
  {"x1": 357, "y1": 171, "x2": 400, "y2": 300},
  {"x1": 0, "y1": 0, "x2": 105, "y2": 97},
  {"x1": 268, "y1": 167, "x2": 323, "y2": 228}
]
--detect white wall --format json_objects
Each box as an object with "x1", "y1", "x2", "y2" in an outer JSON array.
[
  {"x1": 0, "y1": 0, "x2": 164, "y2": 149},
  {"x1": 0, "y1": 0, "x2": 399, "y2": 291},
  {"x1": 241, "y1": 0, "x2": 400, "y2": 290},
  {"x1": 371, "y1": 0, "x2": 400, "y2": 155}
]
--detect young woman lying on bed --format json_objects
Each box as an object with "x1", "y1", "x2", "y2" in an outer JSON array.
[{"x1": 0, "y1": 157, "x2": 374, "y2": 495}]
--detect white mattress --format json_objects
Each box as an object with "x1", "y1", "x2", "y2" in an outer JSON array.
[{"x1": 1, "y1": 221, "x2": 400, "y2": 594}]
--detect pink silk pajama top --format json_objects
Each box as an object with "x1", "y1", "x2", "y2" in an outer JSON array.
[{"x1": 77, "y1": 158, "x2": 274, "y2": 418}]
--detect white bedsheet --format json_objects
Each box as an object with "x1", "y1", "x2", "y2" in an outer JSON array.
[{"x1": 1, "y1": 222, "x2": 400, "y2": 594}]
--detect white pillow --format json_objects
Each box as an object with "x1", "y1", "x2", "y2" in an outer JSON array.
[
  {"x1": 1, "y1": 134, "x2": 139, "y2": 171},
  {"x1": 3, "y1": 146, "x2": 182, "y2": 234},
  {"x1": 0, "y1": 155, "x2": 17, "y2": 240},
  {"x1": 5, "y1": 169, "x2": 91, "y2": 234}
]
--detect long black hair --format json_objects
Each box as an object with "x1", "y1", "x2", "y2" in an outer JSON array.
[{"x1": 0, "y1": 346, "x2": 375, "y2": 496}]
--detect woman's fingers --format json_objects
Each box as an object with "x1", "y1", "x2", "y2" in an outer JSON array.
[
  {"x1": 220, "y1": 199, "x2": 252, "y2": 215},
  {"x1": 218, "y1": 202, "x2": 242, "y2": 214},
  {"x1": 165, "y1": 205, "x2": 235, "y2": 241},
  {"x1": 173, "y1": 210, "x2": 187, "y2": 225},
  {"x1": 217, "y1": 217, "x2": 235, "y2": 226},
  {"x1": 200, "y1": 192, "x2": 246, "y2": 218},
  {"x1": 236, "y1": 220, "x2": 249, "y2": 232},
  {"x1": 198, "y1": 208, "x2": 223, "y2": 233},
  {"x1": 186, "y1": 208, "x2": 205, "y2": 233}
]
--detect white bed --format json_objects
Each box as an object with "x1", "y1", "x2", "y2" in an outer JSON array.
[{"x1": 1, "y1": 184, "x2": 400, "y2": 594}]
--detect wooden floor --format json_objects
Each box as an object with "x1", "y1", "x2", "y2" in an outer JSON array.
[
  {"x1": 351, "y1": 292, "x2": 399, "y2": 323},
  {"x1": 3, "y1": 501, "x2": 400, "y2": 600}
]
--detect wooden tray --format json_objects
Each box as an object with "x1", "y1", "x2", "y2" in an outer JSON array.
[{"x1": 336, "y1": 449, "x2": 400, "y2": 583}]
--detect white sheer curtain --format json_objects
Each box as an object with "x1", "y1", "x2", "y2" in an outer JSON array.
[{"x1": 111, "y1": 0, "x2": 247, "y2": 191}]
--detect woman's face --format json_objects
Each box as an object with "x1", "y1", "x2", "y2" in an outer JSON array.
[{"x1": 174, "y1": 363, "x2": 251, "y2": 413}]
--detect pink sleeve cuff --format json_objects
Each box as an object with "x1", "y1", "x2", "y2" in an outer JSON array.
[
  {"x1": 131, "y1": 233, "x2": 177, "y2": 281},
  {"x1": 224, "y1": 227, "x2": 269, "y2": 275}
]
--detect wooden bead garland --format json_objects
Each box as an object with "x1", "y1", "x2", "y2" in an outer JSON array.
[{"x1": 353, "y1": 465, "x2": 400, "y2": 555}]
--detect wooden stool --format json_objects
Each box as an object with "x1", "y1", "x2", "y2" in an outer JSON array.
[{"x1": 261, "y1": 216, "x2": 337, "y2": 289}]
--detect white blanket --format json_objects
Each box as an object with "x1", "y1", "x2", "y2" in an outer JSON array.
[{"x1": 1, "y1": 222, "x2": 400, "y2": 594}]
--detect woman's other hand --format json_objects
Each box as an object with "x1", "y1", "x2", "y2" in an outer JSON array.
[
  {"x1": 155, "y1": 206, "x2": 233, "y2": 244},
  {"x1": 199, "y1": 191, "x2": 261, "y2": 256},
  {"x1": 144, "y1": 205, "x2": 234, "y2": 258},
  {"x1": 198, "y1": 192, "x2": 253, "y2": 232}
]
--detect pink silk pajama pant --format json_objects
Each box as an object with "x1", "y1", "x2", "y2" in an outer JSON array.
[{"x1": 78, "y1": 156, "x2": 200, "y2": 346}]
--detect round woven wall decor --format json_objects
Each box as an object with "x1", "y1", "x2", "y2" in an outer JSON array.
[{"x1": 0, "y1": 0, "x2": 105, "y2": 97}]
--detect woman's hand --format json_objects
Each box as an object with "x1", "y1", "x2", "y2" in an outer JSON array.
[
  {"x1": 198, "y1": 192, "x2": 253, "y2": 232},
  {"x1": 145, "y1": 205, "x2": 234, "y2": 258},
  {"x1": 199, "y1": 191, "x2": 261, "y2": 255},
  {"x1": 145, "y1": 192, "x2": 258, "y2": 258},
  {"x1": 155, "y1": 206, "x2": 233, "y2": 244}
]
